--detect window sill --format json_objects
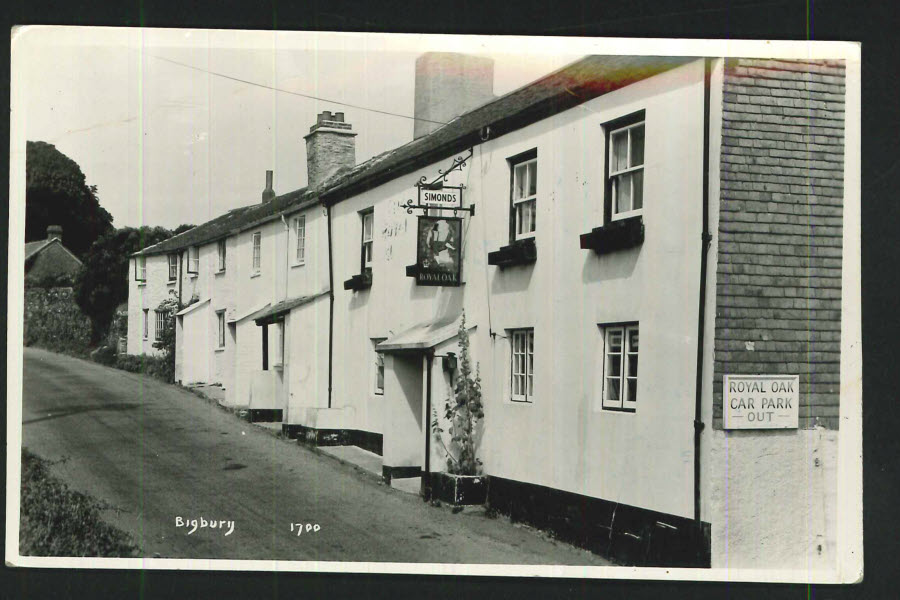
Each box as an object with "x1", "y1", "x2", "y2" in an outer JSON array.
[
  {"x1": 291, "y1": 262, "x2": 306, "y2": 269},
  {"x1": 187, "y1": 273, "x2": 198, "y2": 279},
  {"x1": 273, "y1": 363, "x2": 284, "y2": 371},
  {"x1": 600, "y1": 405, "x2": 637, "y2": 414},
  {"x1": 579, "y1": 215, "x2": 644, "y2": 255},
  {"x1": 487, "y1": 238, "x2": 537, "y2": 269},
  {"x1": 250, "y1": 272, "x2": 261, "y2": 279},
  {"x1": 137, "y1": 282, "x2": 146, "y2": 287},
  {"x1": 343, "y1": 268, "x2": 372, "y2": 291},
  {"x1": 214, "y1": 269, "x2": 226, "y2": 276},
  {"x1": 507, "y1": 398, "x2": 534, "y2": 405},
  {"x1": 214, "y1": 347, "x2": 225, "y2": 353},
  {"x1": 167, "y1": 280, "x2": 177, "y2": 286}
]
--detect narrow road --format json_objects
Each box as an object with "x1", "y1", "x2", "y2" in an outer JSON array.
[{"x1": 20, "y1": 348, "x2": 607, "y2": 565}]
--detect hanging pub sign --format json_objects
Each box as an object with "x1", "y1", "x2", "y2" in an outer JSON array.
[
  {"x1": 402, "y1": 149, "x2": 475, "y2": 217},
  {"x1": 413, "y1": 216, "x2": 462, "y2": 286}
]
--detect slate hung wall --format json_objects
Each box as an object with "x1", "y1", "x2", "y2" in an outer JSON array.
[{"x1": 713, "y1": 58, "x2": 845, "y2": 430}]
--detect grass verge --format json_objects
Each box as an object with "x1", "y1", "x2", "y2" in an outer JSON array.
[{"x1": 19, "y1": 448, "x2": 139, "y2": 557}]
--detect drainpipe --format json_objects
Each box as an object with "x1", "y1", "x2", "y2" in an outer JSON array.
[
  {"x1": 326, "y1": 203, "x2": 335, "y2": 409},
  {"x1": 178, "y1": 250, "x2": 184, "y2": 305},
  {"x1": 424, "y1": 350, "x2": 433, "y2": 498},
  {"x1": 693, "y1": 57, "x2": 713, "y2": 526}
]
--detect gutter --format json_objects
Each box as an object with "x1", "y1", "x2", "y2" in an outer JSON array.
[{"x1": 693, "y1": 58, "x2": 713, "y2": 525}]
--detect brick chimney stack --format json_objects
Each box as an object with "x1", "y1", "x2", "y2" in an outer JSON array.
[
  {"x1": 413, "y1": 53, "x2": 496, "y2": 139},
  {"x1": 46, "y1": 225, "x2": 63, "y2": 242},
  {"x1": 304, "y1": 111, "x2": 357, "y2": 190},
  {"x1": 262, "y1": 170, "x2": 276, "y2": 203}
]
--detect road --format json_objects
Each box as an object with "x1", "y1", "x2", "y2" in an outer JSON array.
[{"x1": 20, "y1": 347, "x2": 607, "y2": 565}]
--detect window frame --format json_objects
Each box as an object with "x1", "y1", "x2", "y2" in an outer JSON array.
[
  {"x1": 154, "y1": 309, "x2": 166, "y2": 342},
  {"x1": 372, "y1": 338, "x2": 386, "y2": 396},
  {"x1": 603, "y1": 110, "x2": 646, "y2": 224},
  {"x1": 217, "y1": 239, "x2": 226, "y2": 273},
  {"x1": 509, "y1": 328, "x2": 535, "y2": 403},
  {"x1": 507, "y1": 148, "x2": 538, "y2": 243},
  {"x1": 360, "y1": 209, "x2": 374, "y2": 271},
  {"x1": 251, "y1": 231, "x2": 262, "y2": 275},
  {"x1": 216, "y1": 310, "x2": 226, "y2": 349},
  {"x1": 293, "y1": 215, "x2": 306, "y2": 266},
  {"x1": 167, "y1": 253, "x2": 178, "y2": 282},
  {"x1": 187, "y1": 246, "x2": 200, "y2": 275},
  {"x1": 142, "y1": 309, "x2": 149, "y2": 340},
  {"x1": 600, "y1": 323, "x2": 639, "y2": 412},
  {"x1": 135, "y1": 256, "x2": 147, "y2": 282},
  {"x1": 273, "y1": 320, "x2": 285, "y2": 367}
]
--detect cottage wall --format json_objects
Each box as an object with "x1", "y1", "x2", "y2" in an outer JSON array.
[{"x1": 127, "y1": 253, "x2": 173, "y2": 356}]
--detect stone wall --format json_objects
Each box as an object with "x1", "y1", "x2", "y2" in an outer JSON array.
[
  {"x1": 24, "y1": 287, "x2": 92, "y2": 352},
  {"x1": 713, "y1": 58, "x2": 845, "y2": 430}
]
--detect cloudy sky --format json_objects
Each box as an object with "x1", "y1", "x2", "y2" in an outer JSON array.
[{"x1": 12, "y1": 27, "x2": 587, "y2": 229}]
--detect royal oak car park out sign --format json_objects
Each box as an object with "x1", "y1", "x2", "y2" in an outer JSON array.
[{"x1": 724, "y1": 375, "x2": 799, "y2": 429}]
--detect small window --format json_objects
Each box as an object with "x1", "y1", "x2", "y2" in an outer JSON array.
[
  {"x1": 136, "y1": 257, "x2": 147, "y2": 282},
  {"x1": 142, "y1": 309, "x2": 149, "y2": 340},
  {"x1": 216, "y1": 311, "x2": 225, "y2": 349},
  {"x1": 294, "y1": 215, "x2": 306, "y2": 265},
  {"x1": 509, "y1": 151, "x2": 537, "y2": 241},
  {"x1": 372, "y1": 338, "x2": 386, "y2": 395},
  {"x1": 361, "y1": 210, "x2": 374, "y2": 269},
  {"x1": 154, "y1": 309, "x2": 166, "y2": 342},
  {"x1": 167, "y1": 254, "x2": 178, "y2": 281},
  {"x1": 509, "y1": 328, "x2": 534, "y2": 403},
  {"x1": 608, "y1": 120, "x2": 645, "y2": 220},
  {"x1": 217, "y1": 240, "x2": 226, "y2": 272},
  {"x1": 187, "y1": 246, "x2": 199, "y2": 274},
  {"x1": 251, "y1": 232, "x2": 262, "y2": 274},
  {"x1": 601, "y1": 324, "x2": 639, "y2": 411}
]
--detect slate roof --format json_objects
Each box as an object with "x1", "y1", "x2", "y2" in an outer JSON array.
[
  {"x1": 136, "y1": 54, "x2": 693, "y2": 257},
  {"x1": 250, "y1": 291, "x2": 329, "y2": 324},
  {"x1": 25, "y1": 238, "x2": 83, "y2": 265}
]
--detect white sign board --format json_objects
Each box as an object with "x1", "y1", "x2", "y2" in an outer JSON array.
[
  {"x1": 723, "y1": 375, "x2": 799, "y2": 429},
  {"x1": 420, "y1": 187, "x2": 461, "y2": 209}
]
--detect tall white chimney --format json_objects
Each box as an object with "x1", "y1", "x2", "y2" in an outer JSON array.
[{"x1": 413, "y1": 53, "x2": 496, "y2": 139}]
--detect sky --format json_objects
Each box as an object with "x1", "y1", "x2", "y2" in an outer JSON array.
[{"x1": 12, "y1": 27, "x2": 583, "y2": 229}]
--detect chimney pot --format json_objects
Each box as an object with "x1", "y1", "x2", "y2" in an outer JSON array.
[
  {"x1": 334, "y1": 112, "x2": 345, "y2": 122},
  {"x1": 46, "y1": 225, "x2": 63, "y2": 241},
  {"x1": 262, "y1": 170, "x2": 276, "y2": 203}
]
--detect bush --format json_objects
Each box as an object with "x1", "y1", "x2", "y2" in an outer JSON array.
[
  {"x1": 115, "y1": 353, "x2": 170, "y2": 380},
  {"x1": 19, "y1": 448, "x2": 138, "y2": 557},
  {"x1": 90, "y1": 345, "x2": 118, "y2": 366}
]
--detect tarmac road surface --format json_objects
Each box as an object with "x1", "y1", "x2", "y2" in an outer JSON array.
[{"x1": 19, "y1": 347, "x2": 609, "y2": 566}]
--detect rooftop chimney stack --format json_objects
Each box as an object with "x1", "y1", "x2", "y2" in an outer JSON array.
[
  {"x1": 262, "y1": 170, "x2": 276, "y2": 203},
  {"x1": 46, "y1": 225, "x2": 63, "y2": 242},
  {"x1": 413, "y1": 53, "x2": 496, "y2": 139},
  {"x1": 304, "y1": 111, "x2": 357, "y2": 190}
]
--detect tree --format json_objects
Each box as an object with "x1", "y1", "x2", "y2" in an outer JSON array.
[
  {"x1": 26, "y1": 141, "x2": 113, "y2": 258},
  {"x1": 74, "y1": 225, "x2": 174, "y2": 344}
]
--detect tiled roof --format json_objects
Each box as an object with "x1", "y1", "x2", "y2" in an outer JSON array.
[{"x1": 137, "y1": 55, "x2": 693, "y2": 256}]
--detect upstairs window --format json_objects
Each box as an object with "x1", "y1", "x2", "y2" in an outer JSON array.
[
  {"x1": 217, "y1": 239, "x2": 226, "y2": 272},
  {"x1": 187, "y1": 246, "x2": 199, "y2": 274},
  {"x1": 251, "y1": 232, "x2": 261, "y2": 275},
  {"x1": 510, "y1": 328, "x2": 535, "y2": 403},
  {"x1": 167, "y1": 254, "x2": 178, "y2": 281},
  {"x1": 142, "y1": 309, "x2": 149, "y2": 340},
  {"x1": 608, "y1": 118, "x2": 645, "y2": 220},
  {"x1": 601, "y1": 323, "x2": 639, "y2": 412},
  {"x1": 294, "y1": 215, "x2": 306, "y2": 265},
  {"x1": 361, "y1": 209, "x2": 374, "y2": 269},
  {"x1": 216, "y1": 310, "x2": 225, "y2": 349},
  {"x1": 136, "y1": 256, "x2": 147, "y2": 282},
  {"x1": 509, "y1": 150, "x2": 537, "y2": 241}
]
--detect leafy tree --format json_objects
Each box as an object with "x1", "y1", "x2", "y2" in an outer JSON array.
[
  {"x1": 74, "y1": 225, "x2": 174, "y2": 343},
  {"x1": 26, "y1": 141, "x2": 114, "y2": 258},
  {"x1": 172, "y1": 224, "x2": 195, "y2": 235},
  {"x1": 431, "y1": 312, "x2": 484, "y2": 475}
]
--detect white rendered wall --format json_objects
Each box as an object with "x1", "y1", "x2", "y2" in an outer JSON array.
[{"x1": 127, "y1": 253, "x2": 173, "y2": 357}]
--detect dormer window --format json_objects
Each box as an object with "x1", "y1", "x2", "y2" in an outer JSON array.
[{"x1": 609, "y1": 119, "x2": 645, "y2": 220}]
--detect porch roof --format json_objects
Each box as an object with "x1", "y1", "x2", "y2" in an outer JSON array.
[
  {"x1": 175, "y1": 298, "x2": 210, "y2": 317},
  {"x1": 228, "y1": 299, "x2": 270, "y2": 324},
  {"x1": 251, "y1": 291, "x2": 328, "y2": 325},
  {"x1": 377, "y1": 315, "x2": 474, "y2": 353}
]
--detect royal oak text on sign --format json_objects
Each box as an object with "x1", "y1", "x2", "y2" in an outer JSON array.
[{"x1": 723, "y1": 375, "x2": 799, "y2": 430}]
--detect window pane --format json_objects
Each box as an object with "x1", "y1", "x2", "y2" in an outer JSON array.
[
  {"x1": 363, "y1": 213, "x2": 373, "y2": 240},
  {"x1": 606, "y1": 377, "x2": 621, "y2": 401},
  {"x1": 628, "y1": 329, "x2": 639, "y2": 352},
  {"x1": 632, "y1": 170, "x2": 643, "y2": 211},
  {"x1": 514, "y1": 164, "x2": 527, "y2": 199},
  {"x1": 614, "y1": 174, "x2": 631, "y2": 214},
  {"x1": 607, "y1": 354, "x2": 621, "y2": 378},
  {"x1": 630, "y1": 125, "x2": 645, "y2": 167},
  {"x1": 608, "y1": 330, "x2": 623, "y2": 352},
  {"x1": 627, "y1": 355, "x2": 638, "y2": 377},
  {"x1": 627, "y1": 378, "x2": 637, "y2": 403},
  {"x1": 612, "y1": 131, "x2": 628, "y2": 172},
  {"x1": 527, "y1": 161, "x2": 537, "y2": 196}
]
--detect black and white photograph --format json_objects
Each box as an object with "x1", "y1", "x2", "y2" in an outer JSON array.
[{"x1": 7, "y1": 28, "x2": 862, "y2": 582}]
